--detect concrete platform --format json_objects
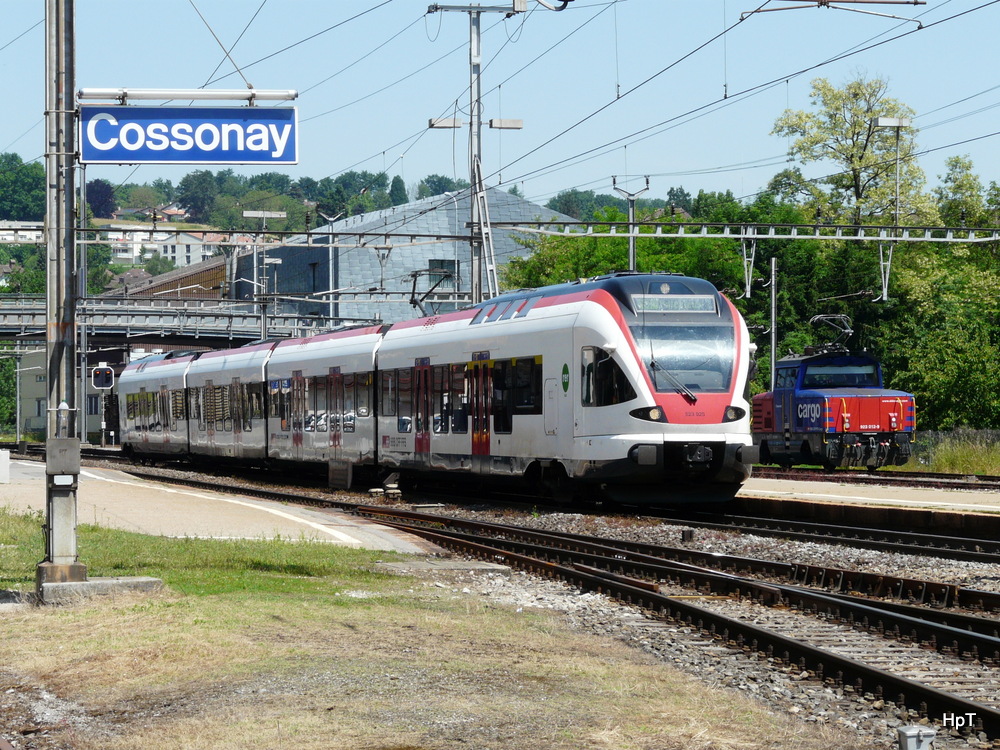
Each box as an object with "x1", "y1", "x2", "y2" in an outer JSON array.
[
  {"x1": 740, "y1": 475, "x2": 1000, "y2": 514},
  {"x1": 38, "y1": 576, "x2": 164, "y2": 606},
  {"x1": 0, "y1": 460, "x2": 435, "y2": 555}
]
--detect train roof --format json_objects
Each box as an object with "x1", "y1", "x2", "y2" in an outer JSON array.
[
  {"x1": 775, "y1": 347, "x2": 880, "y2": 367},
  {"x1": 478, "y1": 272, "x2": 724, "y2": 313}
]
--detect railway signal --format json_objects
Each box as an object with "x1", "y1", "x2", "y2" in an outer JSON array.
[{"x1": 91, "y1": 365, "x2": 114, "y2": 389}]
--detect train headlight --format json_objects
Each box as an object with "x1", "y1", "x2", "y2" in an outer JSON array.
[
  {"x1": 723, "y1": 406, "x2": 746, "y2": 422},
  {"x1": 629, "y1": 406, "x2": 668, "y2": 423}
]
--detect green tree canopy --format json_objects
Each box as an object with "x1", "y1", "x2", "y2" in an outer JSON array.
[
  {"x1": 934, "y1": 155, "x2": 985, "y2": 227},
  {"x1": 416, "y1": 174, "x2": 469, "y2": 199},
  {"x1": 772, "y1": 75, "x2": 929, "y2": 224},
  {"x1": 86, "y1": 178, "x2": 117, "y2": 219},
  {"x1": 389, "y1": 175, "x2": 408, "y2": 206},
  {"x1": 0, "y1": 153, "x2": 44, "y2": 221},
  {"x1": 177, "y1": 170, "x2": 219, "y2": 223}
]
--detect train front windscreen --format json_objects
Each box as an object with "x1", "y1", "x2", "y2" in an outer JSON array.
[
  {"x1": 627, "y1": 289, "x2": 735, "y2": 397},
  {"x1": 630, "y1": 323, "x2": 735, "y2": 395}
]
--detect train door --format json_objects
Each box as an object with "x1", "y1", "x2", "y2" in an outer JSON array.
[
  {"x1": 291, "y1": 370, "x2": 305, "y2": 459},
  {"x1": 544, "y1": 379, "x2": 560, "y2": 436},
  {"x1": 230, "y1": 378, "x2": 243, "y2": 457},
  {"x1": 414, "y1": 358, "x2": 431, "y2": 463},
  {"x1": 329, "y1": 368, "x2": 343, "y2": 461},
  {"x1": 204, "y1": 381, "x2": 216, "y2": 449},
  {"x1": 137, "y1": 389, "x2": 151, "y2": 445},
  {"x1": 470, "y1": 353, "x2": 491, "y2": 473}
]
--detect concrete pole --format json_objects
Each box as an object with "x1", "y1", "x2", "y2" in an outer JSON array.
[{"x1": 39, "y1": 0, "x2": 86, "y2": 589}]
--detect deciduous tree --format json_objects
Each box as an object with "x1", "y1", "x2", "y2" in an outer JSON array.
[{"x1": 772, "y1": 75, "x2": 926, "y2": 224}]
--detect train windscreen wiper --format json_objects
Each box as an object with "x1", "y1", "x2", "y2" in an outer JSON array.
[{"x1": 649, "y1": 359, "x2": 698, "y2": 402}]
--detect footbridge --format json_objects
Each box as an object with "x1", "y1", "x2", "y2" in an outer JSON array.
[{"x1": 0, "y1": 296, "x2": 345, "y2": 349}]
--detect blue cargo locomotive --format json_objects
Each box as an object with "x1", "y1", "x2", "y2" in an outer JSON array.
[{"x1": 752, "y1": 316, "x2": 915, "y2": 471}]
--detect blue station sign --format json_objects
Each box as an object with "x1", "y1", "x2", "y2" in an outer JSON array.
[{"x1": 79, "y1": 105, "x2": 298, "y2": 165}]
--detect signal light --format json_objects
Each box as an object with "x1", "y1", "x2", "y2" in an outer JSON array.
[{"x1": 92, "y1": 367, "x2": 114, "y2": 389}]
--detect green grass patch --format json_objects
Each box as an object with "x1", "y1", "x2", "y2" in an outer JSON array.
[
  {"x1": 0, "y1": 506, "x2": 878, "y2": 750},
  {"x1": 916, "y1": 437, "x2": 1000, "y2": 475},
  {"x1": 0, "y1": 505, "x2": 406, "y2": 597}
]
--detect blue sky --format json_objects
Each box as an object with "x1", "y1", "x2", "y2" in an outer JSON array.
[{"x1": 2, "y1": 0, "x2": 999, "y2": 209}]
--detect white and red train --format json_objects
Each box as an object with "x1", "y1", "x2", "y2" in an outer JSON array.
[{"x1": 118, "y1": 272, "x2": 759, "y2": 504}]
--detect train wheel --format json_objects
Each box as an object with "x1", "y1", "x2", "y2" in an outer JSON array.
[{"x1": 541, "y1": 463, "x2": 572, "y2": 505}]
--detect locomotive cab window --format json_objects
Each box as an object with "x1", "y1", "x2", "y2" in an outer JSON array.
[
  {"x1": 582, "y1": 347, "x2": 637, "y2": 407},
  {"x1": 775, "y1": 367, "x2": 798, "y2": 389},
  {"x1": 802, "y1": 364, "x2": 879, "y2": 388}
]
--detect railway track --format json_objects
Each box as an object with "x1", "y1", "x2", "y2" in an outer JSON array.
[
  {"x1": 88, "y1": 464, "x2": 1000, "y2": 744},
  {"x1": 355, "y1": 508, "x2": 1000, "y2": 745},
  {"x1": 648, "y1": 508, "x2": 1000, "y2": 565},
  {"x1": 16, "y1": 444, "x2": 1000, "y2": 566}
]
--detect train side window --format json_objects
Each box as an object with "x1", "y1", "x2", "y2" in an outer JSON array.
[
  {"x1": 268, "y1": 380, "x2": 279, "y2": 419},
  {"x1": 314, "y1": 376, "x2": 328, "y2": 432},
  {"x1": 581, "y1": 347, "x2": 637, "y2": 407},
  {"x1": 303, "y1": 377, "x2": 316, "y2": 432},
  {"x1": 202, "y1": 384, "x2": 214, "y2": 431},
  {"x1": 450, "y1": 363, "x2": 468, "y2": 433},
  {"x1": 344, "y1": 374, "x2": 356, "y2": 433},
  {"x1": 493, "y1": 360, "x2": 513, "y2": 434},
  {"x1": 432, "y1": 365, "x2": 448, "y2": 434},
  {"x1": 229, "y1": 382, "x2": 240, "y2": 433},
  {"x1": 513, "y1": 357, "x2": 542, "y2": 414},
  {"x1": 154, "y1": 388, "x2": 167, "y2": 432},
  {"x1": 381, "y1": 371, "x2": 396, "y2": 416},
  {"x1": 397, "y1": 368, "x2": 412, "y2": 432},
  {"x1": 248, "y1": 383, "x2": 263, "y2": 430},
  {"x1": 239, "y1": 383, "x2": 252, "y2": 432},
  {"x1": 189, "y1": 388, "x2": 203, "y2": 432},
  {"x1": 275, "y1": 379, "x2": 291, "y2": 431},
  {"x1": 218, "y1": 384, "x2": 231, "y2": 432},
  {"x1": 171, "y1": 389, "x2": 185, "y2": 431}
]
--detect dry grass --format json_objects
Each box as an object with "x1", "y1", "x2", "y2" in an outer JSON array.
[{"x1": 0, "y1": 510, "x2": 878, "y2": 750}]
